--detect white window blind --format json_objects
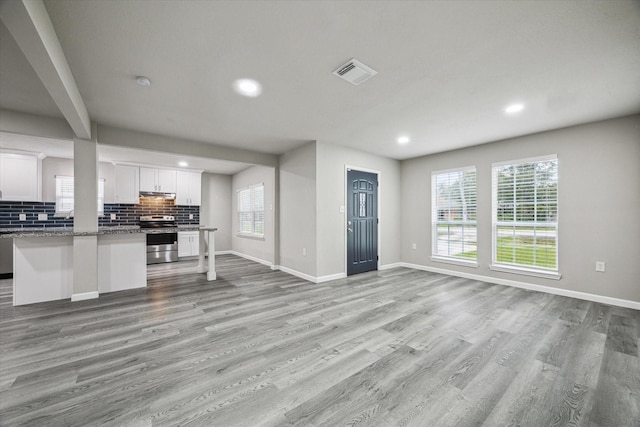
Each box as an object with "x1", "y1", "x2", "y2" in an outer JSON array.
[
  {"x1": 492, "y1": 155, "x2": 558, "y2": 273},
  {"x1": 432, "y1": 167, "x2": 477, "y2": 262},
  {"x1": 55, "y1": 176, "x2": 105, "y2": 216},
  {"x1": 237, "y1": 183, "x2": 264, "y2": 237}
]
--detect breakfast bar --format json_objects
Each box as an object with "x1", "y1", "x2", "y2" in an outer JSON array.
[{"x1": 1, "y1": 225, "x2": 214, "y2": 306}]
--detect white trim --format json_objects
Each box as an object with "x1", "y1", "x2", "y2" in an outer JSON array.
[
  {"x1": 397, "y1": 262, "x2": 639, "y2": 310},
  {"x1": 430, "y1": 256, "x2": 479, "y2": 268},
  {"x1": 431, "y1": 164, "x2": 476, "y2": 175},
  {"x1": 275, "y1": 265, "x2": 346, "y2": 283},
  {"x1": 379, "y1": 262, "x2": 403, "y2": 270},
  {"x1": 214, "y1": 250, "x2": 232, "y2": 255},
  {"x1": 491, "y1": 153, "x2": 557, "y2": 168},
  {"x1": 317, "y1": 272, "x2": 347, "y2": 283},
  {"x1": 490, "y1": 264, "x2": 561, "y2": 280},
  {"x1": 277, "y1": 265, "x2": 317, "y2": 283},
  {"x1": 229, "y1": 250, "x2": 273, "y2": 268},
  {"x1": 345, "y1": 165, "x2": 381, "y2": 276},
  {"x1": 71, "y1": 291, "x2": 99, "y2": 302}
]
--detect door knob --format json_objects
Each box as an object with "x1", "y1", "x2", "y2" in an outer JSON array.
[{"x1": 348, "y1": 228, "x2": 353, "y2": 233}]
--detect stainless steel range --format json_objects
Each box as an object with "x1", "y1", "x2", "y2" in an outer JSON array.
[{"x1": 140, "y1": 215, "x2": 178, "y2": 264}]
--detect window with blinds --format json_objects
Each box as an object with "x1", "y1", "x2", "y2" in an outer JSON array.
[
  {"x1": 55, "y1": 176, "x2": 105, "y2": 217},
  {"x1": 432, "y1": 166, "x2": 477, "y2": 264},
  {"x1": 492, "y1": 155, "x2": 558, "y2": 273},
  {"x1": 237, "y1": 183, "x2": 264, "y2": 237}
]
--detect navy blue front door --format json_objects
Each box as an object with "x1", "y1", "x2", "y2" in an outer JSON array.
[{"x1": 347, "y1": 169, "x2": 378, "y2": 276}]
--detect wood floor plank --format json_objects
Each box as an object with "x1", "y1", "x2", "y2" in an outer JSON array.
[{"x1": 0, "y1": 254, "x2": 638, "y2": 426}]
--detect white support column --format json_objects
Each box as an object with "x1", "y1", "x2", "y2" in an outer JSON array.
[
  {"x1": 72, "y1": 137, "x2": 98, "y2": 301},
  {"x1": 198, "y1": 228, "x2": 217, "y2": 281}
]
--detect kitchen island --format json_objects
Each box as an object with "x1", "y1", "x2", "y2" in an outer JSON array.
[{"x1": 0, "y1": 225, "x2": 207, "y2": 306}]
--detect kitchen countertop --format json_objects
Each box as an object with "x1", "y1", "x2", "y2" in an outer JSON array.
[{"x1": 0, "y1": 224, "x2": 203, "y2": 239}]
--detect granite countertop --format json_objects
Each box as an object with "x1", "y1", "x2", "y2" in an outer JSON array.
[{"x1": 0, "y1": 224, "x2": 204, "y2": 238}]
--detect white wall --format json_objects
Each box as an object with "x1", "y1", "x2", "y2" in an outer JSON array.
[
  {"x1": 401, "y1": 115, "x2": 640, "y2": 303},
  {"x1": 231, "y1": 165, "x2": 276, "y2": 265},
  {"x1": 200, "y1": 173, "x2": 232, "y2": 251},
  {"x1": 316, "y1": 142, "x2": 402, "y2": 278},
  {"x1": 279, "y1": 142, "x2": 317, "y2": 277},
  {"x1": 42, "y1": 157, "x2": 115, "y2": 203}
]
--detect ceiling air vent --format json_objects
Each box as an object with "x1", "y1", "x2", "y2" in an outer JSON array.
[{"x1": 332, "y1": 58, "x2": 378, "y2": 86}]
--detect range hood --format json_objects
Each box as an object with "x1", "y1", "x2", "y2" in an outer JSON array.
[{"x1": 139, "y1": 191, "x2": 176, "y2": 199}]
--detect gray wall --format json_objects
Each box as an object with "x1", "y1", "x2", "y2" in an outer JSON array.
[
  {"x1": 200, "y1": 173, "x2": 232, "y2": 251},
  {"x1": 316, "y1": 142, "x2": 402, "y2": 277},
  {"x1": 42, "y1": 157, "x2": 115, "y2": 203},
  {"x1": 231, "y1": 165, "x2": 276, "y2": 264},
  {"x1": 279, "y1": 142, "x2": 317, "y2": 276},
  {"x1": 401, "y1": 115, "x2": 640, "y2": 302}
]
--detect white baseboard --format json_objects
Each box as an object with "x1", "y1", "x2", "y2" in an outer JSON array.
[
  {"x1": 214, "y1": 250, "x2": 232, "y2": 255},
  {"x1": 379, "y1": 262, "x2": 403, "y2": 271},
  {"x1": 317, "y1": 272, "x2": 347, "y2": 283},
  {"x1": 71, "y1": 291, "x2": 99, "y2": 302},
  {"x1": 277, "y1": 265, "x2": 317, "y2": 283},
  {"x1": 399, "y1": 262, "x2": 640, "y2": 310},
  {"x1": 229, "y1": 251, "x2": 273, "y2": 268}
]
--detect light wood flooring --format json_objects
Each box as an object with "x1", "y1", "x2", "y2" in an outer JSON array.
[{"x1": 0, "y1": 255, "x2": 638, "y2": 426}]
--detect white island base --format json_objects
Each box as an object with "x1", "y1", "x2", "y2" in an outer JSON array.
[{"x1": 13, "y1": 233, "x2": 146, "y2": 306}]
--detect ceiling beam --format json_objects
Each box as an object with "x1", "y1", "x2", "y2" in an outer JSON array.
[
  {"x1": 98, "y1": 125, "x2": 278, "y2": 167},
  {"x1": 0, "y1": 0, "x2": 91, "y2": 139}
]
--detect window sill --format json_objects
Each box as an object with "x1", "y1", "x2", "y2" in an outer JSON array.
[
  {"x1": 236, "y1": 233, "x2": 265, "y2": 241},
  {"x1": 490, "y1": 264, "x2": 562, "y2": 280},
  {"x1": 430, "y1": 256, "x2": 479, "y2": 268}
]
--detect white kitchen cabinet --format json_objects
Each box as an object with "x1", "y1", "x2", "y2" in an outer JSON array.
[
  {"x1": 176, "y1": 170, "x2": 201, "y2": 206},
  {"x1": 0, "y1": 153, "x2": 41, "y2": 201},
  {"x1": 178, "y1": 231, "x2": 199, "y2": 257},
  {"x1": 114, "y1": 165, "x2": 139, "y2": 204},
  {"x1": 139, "y1": 167, "x2": 176, "y2": 193}
]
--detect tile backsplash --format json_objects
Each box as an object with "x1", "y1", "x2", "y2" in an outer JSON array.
[{"x1": 0, "y1": 199, "x2": 199, "y2": 229}]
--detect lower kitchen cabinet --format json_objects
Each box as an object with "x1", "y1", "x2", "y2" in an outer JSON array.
[{"x1": 178, "y1": 231, "x2": 199, "y2": 257}]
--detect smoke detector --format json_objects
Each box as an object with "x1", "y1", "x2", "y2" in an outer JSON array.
[{"x1": 332, "y1": 58, "x2": 378, "y2": 86}]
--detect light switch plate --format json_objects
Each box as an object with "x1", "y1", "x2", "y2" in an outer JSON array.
[
  {"x1": 412, "y1": 243, "x2": 417, "y2": 250},
  {"x1": 189, "y1": 214, "x2": 194, "y2": 220},
  {"x1": 339, "y1": 205, "x2": 345, "y2": 213},
  {"x1": 595, "y1": 261, "x2": 606, "y2": 272},
  {"x1": 110, "y1": 213, "x2": 117, "y2": 220},
  {"x1": 19, "y1": 213, "x2": 26, "y2": 221},
  {"x1": 38, "y1": 213, "x2": 48, "y2": 221}
]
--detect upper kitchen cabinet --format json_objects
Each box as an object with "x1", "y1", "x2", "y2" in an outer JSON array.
[
  {"x1": 114, "y1": 165, "x2": 139, "y2": 204},
  {"x1": 176, "y1": 171, "x2": 202, "y2": 206},
  {"x1": 140, "y1": 167, "x2": 177, "y2": 193},
  {"x1": 0, "y1": 152, "x2": 41, "y2": 201}
]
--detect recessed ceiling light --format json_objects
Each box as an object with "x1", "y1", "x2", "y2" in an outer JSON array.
[
  {"x1": 178, "y1": 161, "x2": 188, "y2": 167},
  {"x1": 397, "y1": 136, "x2": 410, "y2": 144},
  {"x1": 233, "y1": 78, "x2": 262, "y2": 97},
  {"x1": 136, "y1": 76, "x2": 151, "y2": 86},
  {"x1": 504, "y1": 103, "x2": 524, "y2": 114}
]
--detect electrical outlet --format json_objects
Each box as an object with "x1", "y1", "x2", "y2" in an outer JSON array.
[
  {"x1": 189, "y1": 214, "x2": 194, "y2": 220},
  {"x1": 412, "y1": 243, "x2": 417, "y2": 250},
  {"x1": 110, "y1": 213, "x2": 117, "y2": 220},
  {"x1": 595, "y1": 261, "x2": 606, "y2": 272},
  {"x1": 19, "y1": 213, "x2": 26, "y2": 221},
  {"x1": 38, "y1": 213, "x2": 48, "y2": 221},
  {"x1": 302, "y1": 248, "x2": 307, "y2": 256}
]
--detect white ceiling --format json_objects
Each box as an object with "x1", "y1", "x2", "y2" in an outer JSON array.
[{"x1": 1, "y1": 1, "x2": 639, "y2": 161}]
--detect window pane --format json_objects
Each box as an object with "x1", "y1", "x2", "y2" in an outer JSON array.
[
  {"x1": 432, "y1": 168, "x2": 477, "y2": 261},
  {"x1": 492, "y1": 157, "x2": 558, "y2": 271},
  {"x1": 237, "y1": 184, "x2": 265, "y2": 236}
]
